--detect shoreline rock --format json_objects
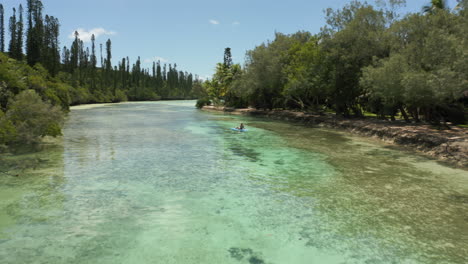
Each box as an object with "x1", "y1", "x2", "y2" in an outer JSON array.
[{"x1": 202, "y1": 105, "x2": 468, "y2": 168}]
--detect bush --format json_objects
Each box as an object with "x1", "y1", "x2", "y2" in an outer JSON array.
[
  {"x1": 7, "y1": 90, "x2": 64, "y2": 144},
  {"x1": 91, "y1": 90, "x2": 113, "y2": 103},
  {"x1": 44, "y1": 82, "x2": 72, "y2": 110},
  {"x1": 196, "y1": 98, "x2": 211, "y2": 109},
  {"x1": 0, "y1": 110, "x2": 17, "y2": 145},
  {"x1": 69, "y1": 86, "x2": 91, "y2": 105},
  {"x1": 113, "y1": 89, "x2": 128, "y2": 103}
]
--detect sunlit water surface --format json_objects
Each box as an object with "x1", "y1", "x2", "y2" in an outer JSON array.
[{"x1": 1, "y1": 101, "x2": 467, "y2": 264}]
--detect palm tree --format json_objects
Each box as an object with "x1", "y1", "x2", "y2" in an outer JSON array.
[{"x1": 422, "y1": 0, "x2": 448, "y2": 14}]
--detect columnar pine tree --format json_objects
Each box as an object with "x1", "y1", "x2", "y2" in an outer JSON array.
[
  {"x1": 120, "y1": 57, "x2": 126, "y2": 90},
  {"x1": 8, "y1": 8, "x2": 17, "y2": 57},
  {"x1": 62, "y1": 46, "x2": 70, "y2": 72},
  {"x1": 90, "y1": 34, "x2": 96, "y2": 68},
  {"x1": 223, "y1": 47, "x2": 232, "y2": 68},
  {"x1": 0, "y1": 4, "x2": 5, "y2": 52},
  {"x1": 51, "y1": 16, "x2": 60, "y2": 72},
  {"x1": 99, "y1": 43, "x2": 103, "y2": 68},
  {"x1": 105, "y1": 39, "x2": 112, "y2": 89},
  {"x1": 70, "y1": 31, "x2": 79, "y2": 70},
  {"x1": 126, "y1": 56, "x2": 130, "y2": 85},
  {"x1": 15, "y1": 4, "x2": 24, "y2": 60},
  {"x1": 105, "y1": 38, "x2": 112, "y2": 71},
  {"x1": 113, "y1": 65, "x2": 118, "y2": 95},
  {"x1": 43, "y1": 15, "x2": 60, "y2": 75},
  {"x1": 77, "y1": 39, "x2": 85, "y2": 84},
  {"x1": 26, "y1": 0, "x2": 44, "y2": 66},
  {"x1": 156, "y1": 61, "x2": 163, "y2": 94},
  {"x1": 90, "y1": 34, "x2": 97, "y2": 91},
  {"x1": 99, "y1": 43, "x2": 104, "y2": 91},
  {"x1": 54, "y1": 17, "x2": 60, "y2": 73}
]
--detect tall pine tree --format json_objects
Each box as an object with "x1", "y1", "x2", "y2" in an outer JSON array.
[
  {"x1": 8, "y1": 8, "x2": 17, "y2": 57},
  {"x1": 156, "y1": 61, "x2": 163, "y2": 94},
  {"x1": 105, "y1": 39, "x2": 112, "y2": 71},
  {"x1": 46, "y1": 15, "x2": 60, "y2": 75},
  {"x1": 0, "y1": 4, "x2": 4, "y2": 52},
  {"x1": 90, "y1": 34, "x2": 97, "y2": 91},
  {"x1": 26, "y1": 0, "x2": 44, "y2": 66},
  {"x1": 70, "y1": 31, "x2": 79, "y2": 70},
  {"x1": 223, "y1": 47, "x2": 232, "y2": 68},
  {"x1": 90, "y1": 34, "x2": 96, "y2": 68},
  {"x1": 15, "y1": 4, "x2": 24, "y2": 60},
  {"x1": 105, "y1": 39, "x2": 112, "y2": 90},
  {"x1": 62, "y1": 46, "x2": 70, "y2": 72}
]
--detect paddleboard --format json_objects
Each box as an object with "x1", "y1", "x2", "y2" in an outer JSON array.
[{"x1": 231, "y1": 128, "x2": 248, "y2": 132}]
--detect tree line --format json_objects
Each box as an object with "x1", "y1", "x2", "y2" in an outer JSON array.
[
  {"x1": 0, "y1": 0, "x2": 202, "y2": 147},
  {"x1": 202, "y1": 0, "x2": 467, "y2": 125},
  {"x1": 61, "y1": 32, "x2": 197, "y2": 103}
]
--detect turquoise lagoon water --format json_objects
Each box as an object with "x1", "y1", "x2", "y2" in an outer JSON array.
[{"x1": 0, "y1": 101, "x2": 467, "y2": 264}]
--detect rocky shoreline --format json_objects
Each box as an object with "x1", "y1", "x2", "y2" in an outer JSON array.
[{"x1": 202, "y1": 106, "x2": 468, "y2": 168}]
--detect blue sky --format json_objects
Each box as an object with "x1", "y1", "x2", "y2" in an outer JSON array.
[{"x1": 1, "y1": 0, "x2": 459, "y2": 79}]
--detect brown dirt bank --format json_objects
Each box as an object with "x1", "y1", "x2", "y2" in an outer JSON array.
[{"x1": 202, "y1": 106, "x2": 468, "y2": 168}]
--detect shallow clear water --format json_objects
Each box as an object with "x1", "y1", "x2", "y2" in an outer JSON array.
[{"x1": 1, "y1": 101, "x2": 467, "y2": 264}]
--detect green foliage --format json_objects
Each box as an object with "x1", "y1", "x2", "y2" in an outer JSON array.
[
  {"x1": 0, "y1": 109, "x2": 17, "y2": 145},
  {"x1": 196, "y1": 98, "x2": 211, "y2": 109},
  {"x1": 6, "y1": 90, "x2": 64, "y2": 144},
  {"x1": 191, "y1": 80, "x2": 208, "y2": 99},
  {"x1": 321, "y1": 2, "x2": 390, "y2": 116},
  {"x1": 0, "y1": 4, "x2": 4, "y2": 53},
  {"x1": 113, "y1": 89, "x2": 128, "y2": 103},
  {"x1": 68, "y1": 86, "x2": 91, "y2": 105},
  {"x1": 283, "y1": 37, "x2": 329, "y2": 110},
  {"x1": 361, "y1": 54, "x2": 407, "y2": 114},
  {"x1": 0, "y1": 53, "x2": 28, "y2": 99},
  {"x1": 206, "y1": 63, "x2": 235, "y2": 100},
  {"x1": 132, "y1": 88, "x2": 160, "y2": 101},
  {"x1": 364, "y1": 9, "x2": 467, "y2": 122},
  {"x1": 239, "y1": 32, "x2": 312, "y2": 109},
  {"x1": 204, "y1": 50, "x2": 244, "y2": 107},
  {"x1": 207, "y1": 0, "x2": 466, "y2": 124},
  {"x1": 0, "y1": 52, "x2": 75, "y2": 112},
  {"x1": 401, "y1": 71, "x2": 434, "y2": 107},
  {"x1": 44, "y1": 82, "x2": 71, "y2": 110},
  {"x1": 423, "y1": 0, "x2": 448, "y2": 13},
  {"x1": 26, "y1": 0, "x2": 45, "y2": 67}
]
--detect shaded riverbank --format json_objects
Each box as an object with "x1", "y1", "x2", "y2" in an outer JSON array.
[{"x1": 202, "y1": 106, "x2": 468, "y2": 168}]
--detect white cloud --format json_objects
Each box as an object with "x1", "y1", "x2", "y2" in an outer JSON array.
[
  {"x1": 232, "y1": 21, "x2": 240, "y2": 26},
  {"x1": 198, "y1": 75, "x2": 211, "y2": 81},
  {"x1": 209, "y1": 19, "x2": 220, "y2": 25},
  {"x1": 143, "y1": 56, "x2": 169, "y2": 64},
  {"x1": 68, "y1": 28, "x2": 116, "y2": 43}
]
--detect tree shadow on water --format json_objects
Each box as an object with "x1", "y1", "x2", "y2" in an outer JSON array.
[
  {"x1": 228, "y1": 143, "x2": 261, "y2": 162},
  {"x1": 228, "y1": 247, "x2": 269, "y2": 264}
]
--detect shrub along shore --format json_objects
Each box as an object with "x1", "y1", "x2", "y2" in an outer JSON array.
[{"x1": 202, "y1": 105, "x2": 468, "y2": 168}]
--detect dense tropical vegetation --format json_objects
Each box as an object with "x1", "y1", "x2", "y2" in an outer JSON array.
[
  {"x1": 202, "y1": 0, "x2": 467, "y2": 125},
  {"x1": 0, "y1": 0, "x2": 202, "y2": 148},
  {"x1": 1, "y1": 0, "x2": 467, "y2": 150}
]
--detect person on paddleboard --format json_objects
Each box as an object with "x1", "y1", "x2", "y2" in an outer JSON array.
[{"x1": 236, "y1": 123, "x2": 245, "y2": 130}]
